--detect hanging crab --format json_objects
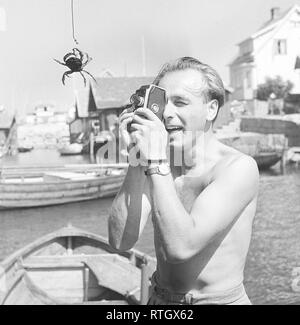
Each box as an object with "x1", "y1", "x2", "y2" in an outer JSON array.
[{"x1": 54, "y1": 48, "x2": 97, "y2": 86}]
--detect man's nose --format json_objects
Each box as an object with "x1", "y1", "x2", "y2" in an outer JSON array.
[{"x1": 163, "y1": 100, "x2": 176, "y2": 121}]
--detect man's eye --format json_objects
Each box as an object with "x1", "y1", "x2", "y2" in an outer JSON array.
[{"x1": 174, "y1": 101, "x2": 187, "y2": 107}]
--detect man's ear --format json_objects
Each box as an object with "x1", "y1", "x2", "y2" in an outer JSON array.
[{"x1": 206, "y1": 100, "x2": 219, "y2": 122}]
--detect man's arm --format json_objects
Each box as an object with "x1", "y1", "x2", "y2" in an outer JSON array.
[
  {"x1": 108, "y1": 165, "x2": 152, "y2": 251},
  {"x1": 149, "y1": 155, "x2": 259, "y2": 263}
]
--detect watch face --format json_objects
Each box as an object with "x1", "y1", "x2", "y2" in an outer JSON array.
[{"x1": 159, "y1": 164, "x2": 170, "y2": 175}]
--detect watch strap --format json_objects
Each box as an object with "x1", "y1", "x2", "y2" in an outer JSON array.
[{"x1": 145, "y1": 166, "x2": 160, "y2": 176}]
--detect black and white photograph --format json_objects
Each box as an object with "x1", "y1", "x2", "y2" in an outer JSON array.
[{"x1": 0, "y1": 0, "x2": 300, "y2": 307}]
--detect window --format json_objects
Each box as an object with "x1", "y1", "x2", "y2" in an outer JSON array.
[
  {"x1": 246, "y1": 71, "x2": 252, "y2": 88},
  {"x1": 274, "y1": 39, "x2": 287, "y2": 55}
]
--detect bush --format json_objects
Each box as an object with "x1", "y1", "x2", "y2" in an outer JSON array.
[{"x1": 256, "y1": 76, "x2": 294, "y2": 101}]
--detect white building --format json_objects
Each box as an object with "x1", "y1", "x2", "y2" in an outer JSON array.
[
  {"x1": 0, "y1": 7, "x2": 6, "y2": 32},
  {"x1": 229, "y1": 5, "x2": 300, "y2": 104}
]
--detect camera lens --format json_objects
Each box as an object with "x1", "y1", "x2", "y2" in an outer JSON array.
[{"x1": 130, "y1": 94, "x2": 144, "y2": 107}]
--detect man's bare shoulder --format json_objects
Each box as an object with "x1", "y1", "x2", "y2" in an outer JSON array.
[{"x1": 214, "y1": 143, "x2": 259, "y2": 196}]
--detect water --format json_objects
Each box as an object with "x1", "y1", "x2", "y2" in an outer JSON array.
[
  {"x1": 1, "y1": 149, "x2": 300, "y2": 305},
  {"x1": 1, "y1": 149, "x2": 92, "y2": 166}
]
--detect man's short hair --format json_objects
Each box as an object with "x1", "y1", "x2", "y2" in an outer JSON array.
[{"x1": 154, "y1": 57, "x2": 225, "y2": 120}]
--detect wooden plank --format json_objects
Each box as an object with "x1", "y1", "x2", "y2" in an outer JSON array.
[
  {"x1": 73, "y1": 300, "x2": 128, "y2": 305},
  {"x1": 23, "y1": 261, "x2": 84, "y2": 269},
  {"x1": 85, "y1": 256, "x2": 141, "y2": 301},
  {"x1": 23, "y1": 254, "x2": 113, "y2": 267}
]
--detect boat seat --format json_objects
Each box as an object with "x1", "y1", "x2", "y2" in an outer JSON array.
[{"x1": 85, "y1": 256, "x2": 141, "y2": 302}]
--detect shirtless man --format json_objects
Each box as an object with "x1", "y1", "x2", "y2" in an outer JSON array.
[{"x1": 108, "y1": 57, "x2": 259, "y2": 305}]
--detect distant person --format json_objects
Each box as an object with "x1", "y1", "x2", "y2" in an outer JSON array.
[
  {"x1": 92, "y1": 121, "x2": 100, "y2": 136},
  {"x1": 108, "y1": 57, "x2": 259, "y2": 305}
]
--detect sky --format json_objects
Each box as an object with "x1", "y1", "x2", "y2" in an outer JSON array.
[{"x1": 0, "y1": 0, "x2": 300, "y2": 115}]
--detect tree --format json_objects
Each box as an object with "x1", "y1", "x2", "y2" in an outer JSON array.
[{"x1": 256, "y1": 76, "x2": 293, "y2": 101}]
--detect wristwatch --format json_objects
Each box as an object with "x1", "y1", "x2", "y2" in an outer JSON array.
[{"x1": 145, "y1": 163, "x2": 171, "y2": 176}]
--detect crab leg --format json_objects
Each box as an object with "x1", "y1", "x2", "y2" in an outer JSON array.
[
  {"x1": 62, "y1": 71, "x2": 73, "y2": 85},
  {"x1": 53, "y1": 59, "x2": 66, "y2": 66},
  {"x1": 82, "y1": 70, "x2": 97, "y2": 84},
  {"x1": 79, "y1": 71, "x2": 87, "y2": 86}
]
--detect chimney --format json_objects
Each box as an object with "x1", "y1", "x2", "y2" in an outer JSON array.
[{"x1": 271, "y1": 7, "x2": 280, "y2": 20}]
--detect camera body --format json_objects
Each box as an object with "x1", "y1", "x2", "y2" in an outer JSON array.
[{"x1": 129, "y1": 84, "x2": 167, "y2": 121}]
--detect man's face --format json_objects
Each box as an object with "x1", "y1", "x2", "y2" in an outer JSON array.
[{"x1": 158, "y1": 69, "x2": 209, "y2": 151}]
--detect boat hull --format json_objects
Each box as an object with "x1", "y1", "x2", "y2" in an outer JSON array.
[
  {"x1": 0, "y1": 175, "x2": 124, "y2": 209},
  {"x1": 253, "y1": 153, "x2": 282, "y2": 170},
  {"x1": 18, "y1": 147, "x2": 33, "y2": 153}
]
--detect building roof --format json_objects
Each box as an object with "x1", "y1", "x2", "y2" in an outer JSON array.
[
  {"x1": 0, "y1": 110, "x2": 15, "y2": 130},
  {"x1": 254, "y1": 5, "x2": 300, "y2": 38},
  {"x1": 92, "y1": 76, "x2": 155, "y2": 109},
  {"x1": 256, "y1": 7, "x2": 291, "y2": 34},
  {"x1": 75, "y1": 76, "x2": 154, "y2": 118}
]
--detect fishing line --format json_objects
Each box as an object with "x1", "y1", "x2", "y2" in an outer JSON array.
[{"x1": 71, "y1": 0, "x2": 79, "y2": 45}]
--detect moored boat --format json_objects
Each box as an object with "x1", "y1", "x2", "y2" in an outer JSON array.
[
  {"x1": 253, "y1": 151, "x2": 282, "y2": 170},
  {"x1": 18, "y1": 145, "x2": 34, "y2": 153},
  {"x1": 286, "y1": 147, "x2": 300, "y2": 164},
  {"x1": 0, "y1": 226, "x2": 156, "y2": 305},
  {"x1": 0, "y1": 164, "x2": 127, "y2": 209},
  {"x1": 58, "y1": 143, "x2": 83, "y2": 156}
]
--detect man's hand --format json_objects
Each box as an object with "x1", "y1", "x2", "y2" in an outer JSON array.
[
  {"x1": 119, "y1": 108, "x2": 135, "y2": 147},
  {"x1": 130, "y1": 107, "x2": 168, "y2": 162}
]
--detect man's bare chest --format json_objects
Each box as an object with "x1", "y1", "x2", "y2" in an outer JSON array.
[{"x1": 174, "y1": 175, "x2": 210, "y2": 213}]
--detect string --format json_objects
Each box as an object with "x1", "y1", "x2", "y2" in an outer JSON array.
[{"x1": 71, "y1": 0, "x2": 79, "y2": 45}]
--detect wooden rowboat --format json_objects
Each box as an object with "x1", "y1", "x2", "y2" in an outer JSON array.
[
  {"x1": 0, "y1": 226, "x2": 156, "y2": 305},
  {"x1": 0, "y1": 164, "x2": 127, "y2": 209}
]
